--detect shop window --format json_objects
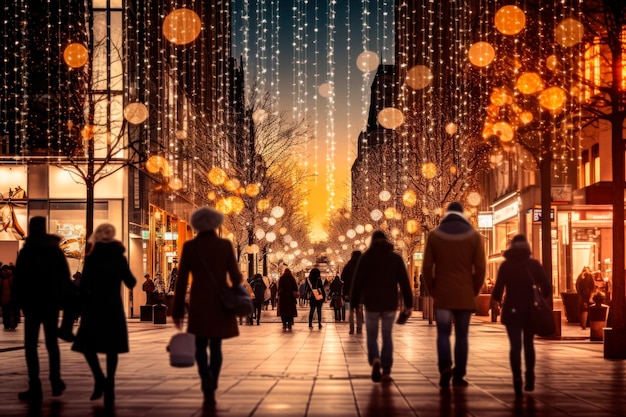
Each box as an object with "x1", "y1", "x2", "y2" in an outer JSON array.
[{"x1": 592, "y1": 143, "x2": 600, "y2": 184}]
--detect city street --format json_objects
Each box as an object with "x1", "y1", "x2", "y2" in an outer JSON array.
[{"x1": 0, "y1": 305, "x2": 624, "y2": 417}]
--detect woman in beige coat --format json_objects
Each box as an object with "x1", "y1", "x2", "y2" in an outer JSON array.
[{"x1": 172, "y1": 207, "x2": 243, "y2": 407}]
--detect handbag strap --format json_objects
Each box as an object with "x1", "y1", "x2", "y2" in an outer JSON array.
[{"x1": 526, "y1": 266, "x2": 543, "y2": 296}]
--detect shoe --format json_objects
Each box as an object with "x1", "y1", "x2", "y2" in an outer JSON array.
[
  {"x1": 51, "y1": 379, "x2": 66, "y2": 396},
  {"x1": 349, "y1": 330, "x2": 354, "y2": 335},
  {"x1": 104, "y1": 381, "x2": 115, "y2": 409},
  {"x1": 371, "y1": 359, "x2": 382, "y2": 382},
  {"x1": 381, "y1": 373, "x2": 393, "y2": 383},
  {"x1": 439, "y1": 369, "x2": 452, "y2": 388},
  {"x1": 58, "y1": 328, "x2": 75, "y2": 342},
  {"x1": 18, "y1": 387, "x2": 43, "y2": 403},
  {"x1": 524, "y1": 373, "x2": 535, "y2": 392},
  {"x1": 356, "y1": 328, "x2": 362, "y2": 334},
  {"x1": 203, "y1": 389, "x2": 216, "y2": 406},
  {"x1": 91, "y1": 378, "x2": 105, "y2": 400},
  {"x1": 514, "y1": 378, "x2": 523, "y2": 398},
  {"x1": 318, "y1": 324, "x2": 323, "y2": 329},
  {"x1": 452, "y1": 377, "x2": 468, "y2": 387}
]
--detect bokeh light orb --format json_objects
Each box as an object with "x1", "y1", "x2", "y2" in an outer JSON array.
[
  {"x1": 520, "y1": 111, "x2": 534, "y2": 124},
  {"x1": 406, "y1": 219, "x2": 419, "y2": 234},
  {"x1": 402, "y1": 189, "x2": 417, "y2": 207},
  {"x1": 265, "y1": 232, "x2": 277, "y2": 242},
  {"x1": 216, "y1": 197, "x2": 233, "y2": 215},
  {"x1": 257, "y1": 198, "x2": 270, "y2": 211},
  {"x1": 271, "y1": 206, "x2": 285, "y2": 218},
  {"x1": 246, "y1": 183, "x2": 260, "y2": 197},
  {"x1": 467, "y1": 191, "x2": 482, "y2": 207},
  {"x1": 421, "y1": 162, "x2": 437, "y2": 179},
  {"x1": 555, "y1": 17, "x2": 584, "y2": 48},
  {"x1": 207, "y1": 191, "x2": 216, "y2": 200},
  {"x1": 208, "y1": 167, "x2": 227, "y2": 185},
  {"x1": 495, "y1": 5, "x2": 526, "y2": 35},
  {"x1": 384, "y1": 207, "x2": 397, "y2": 220},
  {"x1": 450, "y1": 165, "x2": 457, "y2": 174},
  {"x1": 318, "y1": 83, "x2": 333, "y2": 98},
  {"x1": 230, "y1": 196, "x2": 245, "y2": 214},
  {"x1": 493, "y1": 121, "x2": 514, "y2": 142},
  {"x1": 379, "y1": 190, "x2": 391, "y2": 202},
  {"x1": 224, "y1": 178, "x2": 240, "y2": 192},
  {"x1": 516, "y1": 72, "x2": 544, "y2": 95},
  {"x1": 539, "y1": 86, "x2": 567, "y2": 112},
  {"x1": 146, "y1": 155, "x2": 165, "y2": 173},
  {"x1": 169, "y1": 177, "x2": 183, "y2": 191},
  {"x1": 163, "y1": 8, "x2": 202, "y2": 45},
  {"x1": 63, "y1": 43, "x2": 89, "y2": 68},
  {"x1": 355, "y1": 224, "x2": 365, "y2": 234},
  {"x1": 377, "y1": 107, "x2": 404, "y2": 129},
  {"x1": 445, "y1": 122, "x2": 458, "y2": 135},
  {"x1": 356, "y1": 51, "x2": 379, "y2": 72},
  {"x1": 405, "y1": 65, "x2": 433, "y2": 90},
  {"x1": 252, "y1": 109, "x2": 268, "y2": 124},
  {"x1": 346, "y1": 229, "x2": 356, "y2": 239},
  {"x1": 490, "y1": 87, "x2": 512, "y2": 107},
  {"x1": 546, "y1": 55, "x2": 559, "y2": 71},
  {"x1": 123, "y1": 102, "x2": 149, "y2": 124},
  {"x1": 370, "y1": 209, "x2": 383, "y2": 221},
  {"x1": 468, "y1": 42, "x2": 495, "y2": 67}
]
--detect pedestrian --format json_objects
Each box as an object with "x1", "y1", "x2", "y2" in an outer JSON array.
[
  {"x1": 342, "y1": 250, "x2": 363, "y2": 334},
  {"x1": 306, "y1": 268, "x2": 326, "y2": 329},
  {"x1": 350, "y1": 230, "x2": 413, "y2": 383},
  {"x1": 276, "y1": 268, "x2": 299, "y2": 331},
  {"x1": 269, "y1": 278, "x2": 277, "y2": 309},
  {"x1": 172, "y1": 207, "x2": 243, "y2": 407},
  {"x1": 71, "y1": 223, "x2": 137, "y2": 409},
  {"x1": 0, "y1": 264, "x2": 19, "y2": 330},
  {"x1": 12, "y1": 216, "x2": 73, "y2": 403},
  {"x1": 422, "y1": 201, "x2": 486, "y2": 389},
  {"x1": 154, "y1": 271, "x2": 165, "y2": 303},
  {"x1": 491, "y1": 234, "x2": 552, "y2": 398},
  {"x1": 142, "y1": 272, "x2": 156, "y2": 305},
  {"x1": 576, "y1": 269, "x2": 595, "y2": 330},
  {"x1": 329, "y1": 275, "x2": 344, "y2": 321},
  {"x1": 249, "y1": 273, "x2": 266, "y2": 325}
]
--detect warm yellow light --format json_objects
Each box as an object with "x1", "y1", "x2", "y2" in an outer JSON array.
[
  {"x1": 555, "y1": 17, "x2": 584, "y2": 48},
  {"x1": 224, "y1": 178, "x2": 240, "y2": 192},
  {"x1": 384, "y1": 207, "x2": 397, "y2": 220},
  {"x1": 145, "y1": 155, "x2": 165, "y2": 174},
  {"x1": 356, "y1": 51, "x2": 379, "y2": 72},
  {"x1": 495, "y1": 5, "x2": 526, "y2": 35},
  {"x1": 539, "y1": 86, "x2": 567, "y2": 112},
  {"x1": 230, "y1": 196, "x2": 245, "y2": 214},
  {"x1": 169, "y1": 177, "x2": 183, "y2": 191},
  {"x1": 406, "y1": 220, "x2": 419, "y2": 234},
  {"x1": 63, "y1": 43, "x2": 89, "y2": 68},
  {"x1": 490, "y1": 87, "x2": 512, "y2": 107},
  {"x1": 445, "y1": 122, "x2": 458, "y2": 135},
  {"x1": 421, "y1": 162, "x2": 437, "y2": 179},
  {"x1": 377, "y1": 107, "x2": 404, "y2": 129},
  {"x1": 207, "y1": 191, "x2": 216, "y2": 200},
  {"x1": 467, "y1": 191, "x2": 482, "y2": 206},
  {"x1": 516, "y1": 72, "x2": 544, "y2": 95},
  {"x1": 468, "y1": 42, "x2": 495, "y2": 67},
  {"x1": 482, "y1": 122, "x2": 495, "y2": 140},
  {"x1": 402, "y1": 190, "x2": 417, "y2": 207},
  {"x1": 81, "y1": 124, "x2": 95, "y2": 140},
  {"x1": 405, "y1": 65, "x2": 433, "y2": 90},
  {"x1": 318, "y1": 83, "x2": 333, "y2": 98},
  {"x1": 216, "y1": 197, "x2": 233, "y2": 215},
  {"x1": 449, "y1": 166, "x2": 457, "y2": 174},
  {"x1": 123, "y1": 102, "x2": 149, "y2": 124},
  {"x1": 257, "y1": 199, "x2": 270, "y2": 211},
  {"x1": 493, "y1": 121, "x2": 514, "y2": 142},
  {"x1": 246, "y1": 183, "x2": 260, "y2": 197},
  {"x1": 520, "y1": 111, "x2": 534, "y2": 124},
  {"x1": 163, "y1": 8, "x2": 202, "y2": 45},
  {"x1": 546, "y1": 55, "x2": 559, "y2": 71},
  {"x1": 208, "y1": 167, "x2": 227, "y2": 185}
]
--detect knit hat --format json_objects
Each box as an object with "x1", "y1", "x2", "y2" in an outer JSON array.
[
  {"x1": 91, "y1": 223, "x2": 116, "y2": 243},
  {"x1": 511, "y1": 234, "x2": 528, "y2": 244},
  {"x1": 371, "y1": 230, "x2": 387, "y2": 241},
  {"x1": 29, "y1": 216, "x2": 47, "y2": 236},
  {"x1": 190, "y1": 206, "x2": 224, "y2": 232},
  {"x1": 447, "y1": 201, "x2": 464, "y2": 213}
]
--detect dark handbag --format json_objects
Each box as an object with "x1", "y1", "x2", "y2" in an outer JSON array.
[
  {"x1": 220, "y1": 284, "x2": 254, "y2": 317},
  {"x1": 528, "y1": 268, "x2": 556, "y2": 337}
]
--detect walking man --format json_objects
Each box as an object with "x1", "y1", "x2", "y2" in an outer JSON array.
[
  {"x1": 351, "y1": 231, "x2": 413, "y2": 383},
  {"x1": 13, "y1": 217, "x2": 73, "y2": 403},
  {"x1": 422, "y1": 202, "x2": 486, "y2": 389}
]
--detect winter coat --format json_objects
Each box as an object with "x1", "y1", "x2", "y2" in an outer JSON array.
[
  {"x1": 0, "y1": 273, "x2": 13, "y2": 305},
  {"x1": 491, "y1": 242, "x2": 551, "y2": 328},
  {"x1": 341, "y1": 253, "x2": 360, "y2": 301},
  {"x1": 350, "y1": 238, "x2": 413, "y2": 312},
  {"x1": 276, "y1": 272, "x2": 298, "y2": 317},
  {"x1": 72, "y1": 241, "x2": 137, "y2": 354},
  {"x1": 422, "y1": 213, "x2": 486, "y2": 310},
  {"x1": 306, "y1": 274, "x2": 326, "y2": 303},
  {"x1": 250, "y1": 276, "x2": 267, "y2": 305},
  {"x1": 13, "y1": 233, "x2": 72, "y2": 315},
  {"x1": 172, "y1": 230, "x2": 243, "y2": 339},
  {"x1": 575, "y1": 273, "x2": 595, "y2": 303}
]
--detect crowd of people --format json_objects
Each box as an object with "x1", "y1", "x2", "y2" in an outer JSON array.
[{"x1": 0, "y1": 201, "x2": 571, "y2": 409}]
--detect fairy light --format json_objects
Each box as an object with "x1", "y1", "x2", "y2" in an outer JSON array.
[
  {"x1": 346, "y1": 1, "x2": 353, "y2": 170},
  {"x1": 313, "y1": 0, "x2": 320, "y2": 185},
  {"x1": 361, "y1": 0, "x2": 371, "y2": 199},
  {"x1": 325, "y1": 0, "x2": 337, "y2": 216}
]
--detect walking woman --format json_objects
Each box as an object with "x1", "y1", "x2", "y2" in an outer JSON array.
[
  {"x1": 72, "y1": 223, "x2": 137, "y2": 409},
  {"x1": 276, "y1": 268, "x2": 298, "y2": 331},
  {"x1": 307, "y1": 268, "x2": 326, "y2": 329},
  {"x1": 172, "y1": 207, "x2": 243, "y2": 407},
  {"x1": 491, "y1": 234, "x2": 552, "y2": 398}
]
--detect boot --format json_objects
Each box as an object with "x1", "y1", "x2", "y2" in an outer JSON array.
[
  {"x1": 513, "y1": 377, "x2": 523, "y2": 398},
  {"x1": 18, "y1": 381, "x2": 43, "y2": 403},
  {"x1": 51, "y1": 379, "x2": 66, "y2": 396},
  {"x1": 524, "y1": 371, "x2": 535, "y2": 392},
  {"x1": 104, "y1": 378, "x2": 115, "y2": 409},
  {"x1": 90, "y1": 376, "x2": 106, "y2": 400}
]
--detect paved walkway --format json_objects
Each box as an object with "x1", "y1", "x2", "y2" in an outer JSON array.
[{"x1": 1, "y1": 305, "x2": 625, "y2": 417}]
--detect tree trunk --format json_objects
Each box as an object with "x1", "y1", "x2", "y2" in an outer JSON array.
[
  {"x1": 610, "y1": 115, "x2": 625, "y2": 330},
  {"x1": 540, "y1": 130, "x2": 553, "y2": 306}
]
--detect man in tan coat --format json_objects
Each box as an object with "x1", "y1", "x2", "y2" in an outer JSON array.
[{"x1": 422, "y1": 201, "x2": 486, "y2": 389}]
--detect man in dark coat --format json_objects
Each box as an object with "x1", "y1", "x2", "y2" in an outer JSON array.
[
  {"x1": 13, "y1": 216, "x2": 72, "y2": 403},
  {"x1": 422, "y1": 201, "x2": 486, "y2": 389},
  {"x1": 249, "y1": 273, "x2": 267, "y2": 325},
  {"x1": 351, "y1": 231, "x2": 413, "y2": 383},
  {"x1": 342, "y1": 250, "x2": 362, "y2": 334}
]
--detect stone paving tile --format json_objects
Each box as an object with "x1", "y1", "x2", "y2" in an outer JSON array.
[{"x1": 1, "y1": 307, "x2": 626, "y2": 417}]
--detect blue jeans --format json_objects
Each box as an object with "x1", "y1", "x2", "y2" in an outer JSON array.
[
  {"x1": 434, "y1": 309, "x2": 472, "y2": 379},
  {"x1": 365, "y1": 310, "x2": 396, "y2": 374}
]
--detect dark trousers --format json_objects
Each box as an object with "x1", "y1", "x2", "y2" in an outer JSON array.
[
  {"x1": 1, "y1": 303, "x2": 19, "y2": 329},
  {"x1": 24, "y1": 310, "x2": 62, "y2": 388},
  {"x1": 195, "y1": 337, "x2": 223, "y2": 392},
  {"x1": 505, "y1": 325, "x2": 535, "y2": 378},
  {"x1": 253, "y1": 302, "x2": 263, "y2": 324},
  {"x1": 308, "y1": 300, "x2": 323, "y2": 325}
]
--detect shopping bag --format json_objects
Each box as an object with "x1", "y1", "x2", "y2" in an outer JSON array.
[{"x1": 167, "y1": 333, "x2": 196, "y2": 368}]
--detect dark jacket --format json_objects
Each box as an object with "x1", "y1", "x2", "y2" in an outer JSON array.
[
  {"x1": 350, "y1": 238, "x2": 412, "y2": 312},
  {"x1": 491, "y1": 242, "x2": 552, "y2": 328},
  {"x1": 276, "y1": 271, "x2": 298, "y2": 317},
  {"x1": 72, "y1": 241, "x2": 137, "y2": 353},
  {"x1": 341, "y1": 252, "x2": 361, "y2": 301},
  {"x1": 173, "y1": 230, "x2": 243, "y2": 339},
  {"x1": 306, "y1": 274, "x2": 326, "y2": 303},
  {"x1": 250, "y1": 275, "x2": 267, "y2": 305},
  {"x1": 13, "y1": 233, "x2": 72, "y2": 315},
  {"x1": 422, "y1": 212, "x2": 486, "y2": 310}
]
